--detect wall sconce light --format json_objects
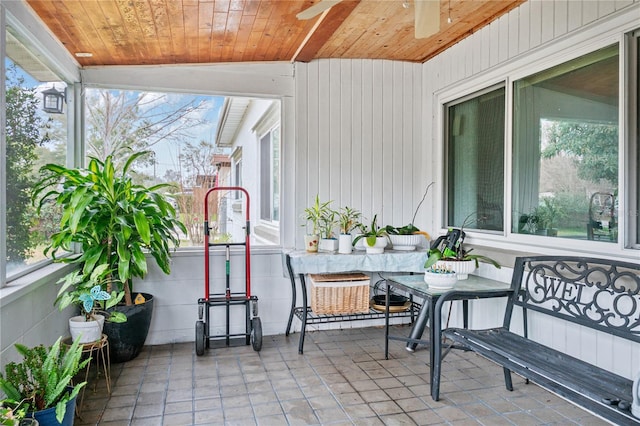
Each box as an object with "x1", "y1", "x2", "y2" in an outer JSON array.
[{"x1": 42, "y1": 86, "x2": 66, "y2": 114}]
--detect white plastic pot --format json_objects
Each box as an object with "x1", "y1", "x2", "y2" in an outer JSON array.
[{"x1": 69, "y1": 314, "x2": 105, "y2": 344}]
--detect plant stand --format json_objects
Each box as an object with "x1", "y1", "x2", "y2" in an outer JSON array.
[{"x1": 63, "y1": 334, "x2": 111, "y2": 417}]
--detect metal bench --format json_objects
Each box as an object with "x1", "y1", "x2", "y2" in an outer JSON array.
[{"x1": 432, "y1": 256, "x2": 640, "y2": 425}]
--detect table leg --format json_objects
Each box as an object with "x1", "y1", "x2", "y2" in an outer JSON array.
[
  {"x1": 298, "y1": 273, "x2": 308, "y2": 354},
  {"x1": 285, "y1": 254, "x2": 297, "y2": 336},
  {"x1": 429, "y1": 297, "x2": 437, "y2": 389},
  {"x1": 385, "y1": 279, "x2": 390, "y2": 359},
  {"x1": 406, "y1": 301, "x2": 430, "y2": 352}
]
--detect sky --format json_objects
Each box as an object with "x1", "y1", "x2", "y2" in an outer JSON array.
[{"x1": 7, "y1": 55, "x2": 225, "y2": 181}]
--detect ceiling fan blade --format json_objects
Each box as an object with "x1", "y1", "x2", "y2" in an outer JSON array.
[
  {"x1": 414, "y1": 0, "x2": 440, "y2": 39},
  {"x1": 296, "y1": 0, "x2": 343, "y2": 20}
]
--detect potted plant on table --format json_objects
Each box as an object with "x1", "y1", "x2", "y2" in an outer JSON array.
[
  {"x1": 32, "y1": 151, "x2": 187, "y2": 363},
  {"x1": 54, "y1": 264, "x2": 126, "y2": 344},
  {"x1": 0, "y1": 337, "x2": 89, "y2": 426},
  {"x1": 318, "y1": 207, "x2": 339, "y2": 252},
  {"x1": 301, "y1": 195, "x2": 333, "y2": 253},
  {"x1": 424, "y1": 217, "x2": 500, "y2": 279},
  {"x1": 384, "y1": 181, "x2": 433, "y2": 250},
  {"x1": 352, "y1": 215, "x2": 389, "y2": 254},
  {"x1": 337, "y1": 206, "x2": 362, "y2": 254}
]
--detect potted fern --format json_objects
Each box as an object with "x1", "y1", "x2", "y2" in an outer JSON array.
[
  {"x1": 0, "y1": 338, "x2": 89, "y2": 425},
  {"x1": 32, "y1": 151, "x2": 187, "y2": 362}
]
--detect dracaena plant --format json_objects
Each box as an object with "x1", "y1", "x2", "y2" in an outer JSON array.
[{"x1": 32, "y1": 151, "x2": 187, "y2": 306}]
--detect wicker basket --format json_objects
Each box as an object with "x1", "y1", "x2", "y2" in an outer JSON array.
[{"x1": 309, "y1": 273, "x2": 370, "y2": 314}]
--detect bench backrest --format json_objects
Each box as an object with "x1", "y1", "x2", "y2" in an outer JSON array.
[{"x1": 506, "y1": 256, "x2": 640, "y2": 343}]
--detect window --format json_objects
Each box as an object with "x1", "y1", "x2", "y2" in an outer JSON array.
[
  {"x1": 3, "y1": 25, "x2": 68, "y2": 282},
  {"x1": 512, "y1": 45, "x2": 619, "y2": 242},
  {"x1": 84, "y1": 88, "x2": 280, "y2": 247},
  {"x1": 629, "y1": 30, "x2": 640, "y2": 248},
  {"x1": 259, "y1": 125, "x2": 280, "y2": 223},
  {"x1": 445, "y1": 85, "x2": 505, "y2": 231}
]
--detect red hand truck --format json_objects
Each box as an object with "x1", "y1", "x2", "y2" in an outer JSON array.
[{"x1": 195, "y1": 186, "x2": 262, "y2": 355}]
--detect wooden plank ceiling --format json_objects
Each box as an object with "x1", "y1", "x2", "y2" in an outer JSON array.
[{"x1": 26, "y1": 0, "x2": 525, "y2": 66}]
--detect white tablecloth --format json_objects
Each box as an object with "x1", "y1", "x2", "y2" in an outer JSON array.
[{"x1": 284, "y1": 249, "x2": 429, "y2": 275}]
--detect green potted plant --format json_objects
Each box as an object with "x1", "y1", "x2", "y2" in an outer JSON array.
[
  {"x1": 32, "y1": 151, "x2": 187, "y2": 362},
  {"x1": 55, "y1": 264, "x2": 126, "y2": 344},
  {"x1": 352, "y1": 214, "x2": 389, "y2": 254},
  {"x1": 536, "y1": 197, "x2": 564, "y2": 236},
  {"x1": 0, "y1": 404, "x2": 36, "y2": 426},
  {"x1": 318, "y1": 207, "x2": 338, "y2": 252},
  {"x1": 424, "y1": 215, "x2": 500, "y2": 279},
  {"x1": 0, "y1": 337, "x2": 89, "y2": 426},
  {"x1": 384, "y1": 182, "x2": 433, "y2": 250},
  {"x1": 337, "y1": 206, "x2": 362, "y2": 254},
  {"x1": 301, "y1": 195, "x2": 333, "y2": 253}
]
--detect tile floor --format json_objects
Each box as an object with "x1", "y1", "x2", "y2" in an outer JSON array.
[{"x1": 75, "y1": 325, "x2": 607, "y2": 425}]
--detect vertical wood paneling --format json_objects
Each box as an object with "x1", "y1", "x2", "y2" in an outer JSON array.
[
  {"x1": 541, "y1": 0, "x2": 556, "y2": 42},
  {"x1": 347, "y1": 61, "x2": 361, "y2": 208},
  {"x1": 295, "y1": 64, "x2": 309, "y2": 238},
  {"x1": 480, "y1": 27, "x2": 491, "y2": 71},
  {"x1": 554, "y1": 0, "x2": 568, "y2": 38},
  {"x1": 489, "y1": 20, "x2": 501, "y2": 67},
  {"x1": 518, "y1": 1, "x2": 531, "y2": 54},
  {"x1": 295, "y1": 58, "x2": 423, "y2": 232},
  {"x1": 360, "y1": 60, "x2": 373, "y2": 213},
  {"x1": 598, "y1": 1, "x2": 617, "y2": 16},
  {"x1": 529, "y1": 0, "x2": 542, "y2": 48},
  {"x1": 508, "y1": 8, "x2": 520, "y2": 58},
  {"x1": 318, "y1": 61, "x2": 331, "y2": 199},
  {"x1": 583, "y1": 0, "x2": 600, "y2": 23},
  {"x1": 498, "y1": 15, "x2": 509, "y2": 63},
  {"x1": 567, "y1": 0, "x2": 583, "y2": 32}
]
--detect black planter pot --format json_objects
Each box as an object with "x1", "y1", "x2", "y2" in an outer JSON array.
[{"x1": 103, "y1": 293, "x2": 154, "y2": 363}]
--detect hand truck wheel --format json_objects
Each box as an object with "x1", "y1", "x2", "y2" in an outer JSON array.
[
  {"x1": 195, "y1": 320, "x2": 205, "y2": 356},
  {"x1": 251, "y1": 317, "x2": 262, "y2": 352}
]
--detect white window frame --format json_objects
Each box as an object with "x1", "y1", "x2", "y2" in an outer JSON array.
[
  {"x1": 1, "y1": 4, "x2": 78, "y2": 287},
  {"x1": 252, "y1": 101, "x2": 281, "y2": 226},
  {"x1": 434, "y1": 15, "x2": 639, "y2": 261}
]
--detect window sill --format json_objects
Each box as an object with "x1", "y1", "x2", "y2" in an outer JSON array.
[{"x1": 0, "y1": 263, "x2": 76, "y2": 307}]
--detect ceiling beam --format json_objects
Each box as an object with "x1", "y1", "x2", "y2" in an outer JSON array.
[{"x1": 293, "y1": 0, "x2": 361, "y2": 63}]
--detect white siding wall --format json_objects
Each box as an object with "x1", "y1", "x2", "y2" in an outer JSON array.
[
  {"x1": 132, "y1": 249, "x2": 292, "y2": 344},
  {"x1": 292, "y1": 59, "x2": 427, "y2": 249},
  {"x1": 0, "y1": 265, "x2": 74, "y2": 365}
]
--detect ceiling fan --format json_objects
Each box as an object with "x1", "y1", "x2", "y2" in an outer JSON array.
[{"x1": 296, "y1": 0, "x2": 440, "y2": 39}]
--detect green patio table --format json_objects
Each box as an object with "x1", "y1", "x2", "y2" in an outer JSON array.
[{"x1": 382, "y1": 274, "x2": 512, "y2": 399}]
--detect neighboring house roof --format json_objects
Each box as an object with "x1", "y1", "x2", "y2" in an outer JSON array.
[
  {"x1": 215, "y1": 97, "x2": 251, "y2": 148},
  {"x1": 212, "y1": 154, "x2": 231, "y2": 167}
]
